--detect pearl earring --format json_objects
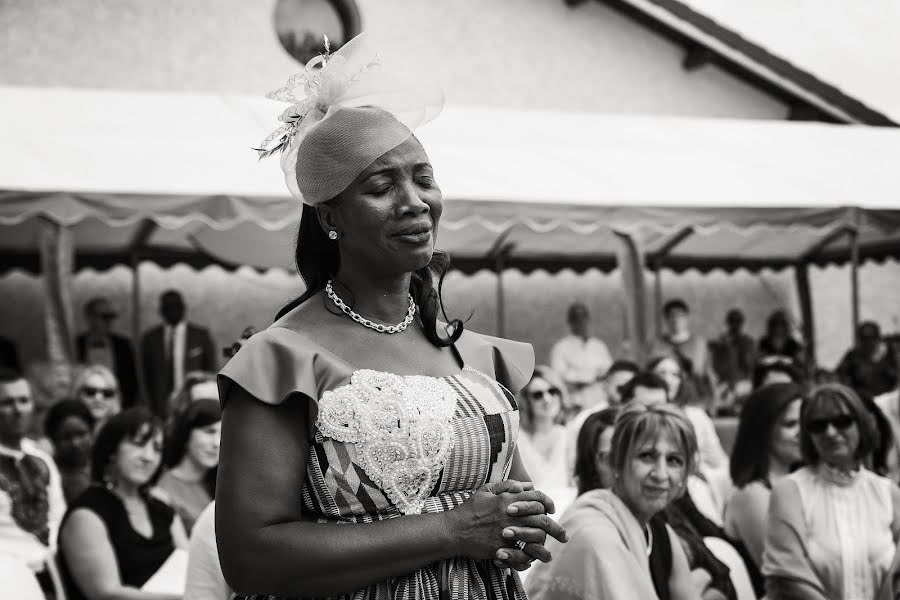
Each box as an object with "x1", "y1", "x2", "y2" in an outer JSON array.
[{"x1": 328, "y1": 230, "x2": 338, "y2": 240}]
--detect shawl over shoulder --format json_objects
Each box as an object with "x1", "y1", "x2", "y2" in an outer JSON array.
[{"x1": 526, "y1": 489, "x2": 661, "y2": 600}]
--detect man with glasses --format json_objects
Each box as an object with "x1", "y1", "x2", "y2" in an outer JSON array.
[
  {"x1": 75, "y1": 296, "x2": 139, "y2": 408},
  {"x1": 0, "y1": 367, "x2": 66, "y2": 597}
]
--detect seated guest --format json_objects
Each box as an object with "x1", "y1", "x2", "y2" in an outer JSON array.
[
  {"x1": 858, "y1": 390, "x2": 900, "y2": 483},
  {"x1": 58, "y1": 407, "x2": 188, "y2": 600},
  {"x1": 572, "y1": 407, "x2": 620, "y2": 495},
  {"x1": 158, "y1": 399, "x2": 221, "y2": 534},
  {"x1": 757, "y1": 310, "x2": 806, "y2": 374},
  {"x1": 71, "y1": 364, "x2": 122, "y2": 433},
  {"x1": 649, "y1": 356, "x2": 729, "y2": 477},
  {"x1": 517, "y1": 366, "x2": 572, "y2": 492},
  {"x1": 723, "y1": 383, "x2": 803, "y2": 591},
  {"x1": 527, "y1": 403, "x2": 702, "y2": 600},
  {"x1": 837, "y1": 321, "x2": 899, "y2": 399},
  {"x1": 45, "y1": 399, "x2": 96, "y2": 503},
  {"x1": 708, "y1": 309, "x2": 756, "y2": 413},
  {"x1": 0, "y1": 367, "x2": 67, "y2": 597},
  {"x1": 563, "y1": 361, "x2": 639, "y2": 478},
  {"x1": 550, "y1": 302, "x2": 614, "y2": 415},
  {"x1": 166, "y1": 370, "x2": 218, "y2": 419},
  {"x1": 763, "y1": 383, "x2": 900, "y2": 600},
  {"x1": 752, "y1": 360, "x2": 802, "y2": 389},
  {"x1": 185, "y1": 500, "x2": 230, "y2": 600}
]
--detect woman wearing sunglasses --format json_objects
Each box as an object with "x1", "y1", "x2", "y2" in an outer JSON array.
[
  {"x1": 763, "y1": 383, "x2": 900, "y2": 600},
  {"x1": 71, "y1": 365, "x2": 122, "y2": 433},
  {"x1": 517, "y1": 366, "x2": 572, "y2": 493}
]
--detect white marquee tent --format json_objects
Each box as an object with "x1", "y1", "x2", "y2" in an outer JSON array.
[{"x1": 2, "y1": 86, "x2": 899, "y2": 362}]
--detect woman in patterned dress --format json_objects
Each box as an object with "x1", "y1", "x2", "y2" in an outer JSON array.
[{"x1": 215, "y1": 34, "x2": 567, "y2": 600}]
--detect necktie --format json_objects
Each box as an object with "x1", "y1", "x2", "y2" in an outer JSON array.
[{"x1": 165, "y1": 327, "x2": 175, "y2": 393}]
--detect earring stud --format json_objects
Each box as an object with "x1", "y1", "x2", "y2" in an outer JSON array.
[{"x1": 328, "y1": 230, "x2": 338, "y2": 240}]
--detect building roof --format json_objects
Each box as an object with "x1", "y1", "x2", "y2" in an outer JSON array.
[{"x1": 594, "y1": 0, "x2": 898, "y2": 125}]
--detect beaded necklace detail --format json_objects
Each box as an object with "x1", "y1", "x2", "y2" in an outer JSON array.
[{"x1": 325, "y1": 280, "x2": 417, "y2": 334}]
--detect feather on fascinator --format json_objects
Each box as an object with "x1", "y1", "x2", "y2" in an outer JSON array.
[{"x1": 255, "y1": 33, "x2": 444, "y2": 205}]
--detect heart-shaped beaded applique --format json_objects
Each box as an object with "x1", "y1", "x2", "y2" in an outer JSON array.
[{"x1": 316, "y1": 370, "x2": 457, "y2": 514}]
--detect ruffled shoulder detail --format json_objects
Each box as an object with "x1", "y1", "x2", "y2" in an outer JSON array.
[
  {"x1": 217, "y1": 326, "x2": 353, "y2": 408},
  {"x1": 453, "y1": 329, "x2": 535, "y2": 396}
]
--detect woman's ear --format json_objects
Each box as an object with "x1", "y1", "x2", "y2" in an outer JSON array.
[{"x1": 315, "y1": 203, "x2": 340, "y2": 235}]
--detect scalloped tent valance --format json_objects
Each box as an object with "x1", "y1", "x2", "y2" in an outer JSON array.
[{"x1": 1, "y1": 86, "x2": 899, "y2": 275}]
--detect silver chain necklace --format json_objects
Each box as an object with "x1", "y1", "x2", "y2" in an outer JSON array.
[{"x1": 325, "y1": 280, "x2": 417, "y2": 334}]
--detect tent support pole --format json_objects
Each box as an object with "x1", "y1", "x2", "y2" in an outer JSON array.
[
  {"x1": 647, "y1": 226, "x2": 693, "y2": 336},
  {"x1": 653, "y1": 260, "x2": 663, "y2": 336},
  {"x1": 129, "y1": 219, "x2": 157, "y2": 407},
  {"x1": 794, "y1": 262, "x2": 816, "y2": 372},
  {"x1": 850, "y1": 226, "x2": 860, "y2": 336},
  {"x1": 495, "y1": 254, "x2": 505, "y2": 339}
]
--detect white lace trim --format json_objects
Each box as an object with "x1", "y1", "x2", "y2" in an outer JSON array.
[{"x1": 316, "y1": 370, "x2": 458, "y2": 515}]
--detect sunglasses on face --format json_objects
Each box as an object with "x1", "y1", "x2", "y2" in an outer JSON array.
[
  {"x1": 528, "y1": 388, "x2": 561, "y2": 401},
  {"x1": 806, "y1": 414, "x2": 855, "y2": 434},
  {"x1": 80, "y1": 386, "x2": 116, "y2": 399}
]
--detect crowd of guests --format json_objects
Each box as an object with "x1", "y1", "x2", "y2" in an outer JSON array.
[
  {"x1": 0, "y1": 290, "x2": 230, "y2": 600},
  {"x1": 519, "y1": 300, "x2": 900, "y2": 600},
  {"x1": 3, "y1": 290, "x2": 899, "y2": 599}
]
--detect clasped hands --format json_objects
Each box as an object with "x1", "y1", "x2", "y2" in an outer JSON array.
[{"x1": 459, "y1": 479, "x2": 568, "y2": 572}]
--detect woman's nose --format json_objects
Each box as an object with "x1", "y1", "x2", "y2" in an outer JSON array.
[{"x1": 398, "y1": 180, "x2": 429, "y2": 215}]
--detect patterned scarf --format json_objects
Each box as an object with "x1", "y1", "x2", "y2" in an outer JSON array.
[{"x1": 0, "y1": 451, "x2": 51, "y2": 545}]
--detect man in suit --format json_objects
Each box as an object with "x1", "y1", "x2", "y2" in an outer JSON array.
[
  {"x1": 141, "y1": 290, "x2": 216, "y2": 418},
  {"x1": 75, "y1": 296, "x2": 139, "y2": 408}
]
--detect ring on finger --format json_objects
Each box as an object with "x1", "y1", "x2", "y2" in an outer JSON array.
[{"x1": 515, "y1": 539, "x2": 527, "y2": 551}]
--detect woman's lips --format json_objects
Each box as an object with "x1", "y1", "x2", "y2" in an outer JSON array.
[{"x1": 394, "y1": 230, "x2": 432, "y2": 244}]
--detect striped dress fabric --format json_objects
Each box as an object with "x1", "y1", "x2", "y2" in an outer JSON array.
[{"x1": 234, "y1": 365, "x2": 527, "y2": 600}]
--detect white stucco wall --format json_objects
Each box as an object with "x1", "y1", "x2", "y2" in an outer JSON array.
[{"x1": 0, "y1": 0, "x2": 787, "y2": 118}]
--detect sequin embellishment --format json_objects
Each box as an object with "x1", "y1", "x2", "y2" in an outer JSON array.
[{"x1": 316, "y1": 370, "x2": 458, "y2": 514}]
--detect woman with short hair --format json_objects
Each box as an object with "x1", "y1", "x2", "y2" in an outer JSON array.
[
  {"x1": 527, "y1": 403, "x2": 700, "y2": 600},
  {"x1": 71, "y1": 364, "x2": 122, "y2": 433},
  {"x1": 763, "y1": 383, "x2": 900, "y2": 600}
]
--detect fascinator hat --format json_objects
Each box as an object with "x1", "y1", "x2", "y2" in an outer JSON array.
[{"x1": 256, "y1": 33, "x2": 444, "y2": 205}]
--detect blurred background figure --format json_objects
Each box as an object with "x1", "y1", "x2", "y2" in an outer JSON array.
[
  {"x1": 648, "y1": 356, "x2": 729, "y2": 480},
  {"x1": 517, "y1": 366, "x2": 572, "y2": 495},
  {"x1": 572, "y1": 407, "x2": 619, "y2": 496},
  {"x1": 709, "y1": 309, "x2": 756, "y2": 415},
  {"x1": 724, "y1": 382, "x2": 804, "y2": 595},
  {"x1": 763, "y1": 383, "x2": 900, "y2": 600},
  {"x1": 550, "y1": 302, "x2": 613, "y2": 415},
  {"x1": 0, "y1": 334, "x2": 22, "y2": 375},
  {"x1": 837, "y1": 321, "x2": 899, "y2": 399},
  {"x1": 158, "y1": 399, "x2": 221, "y2": 534},
  {"x1": 75, "y1": 296, "x2": 140, "y2": 410},
  {"x1": 70, "y1": 364, "x2": 122, "y2": 434},
  {"x1": 651, "y1": 298, "x2": 718, "y2": 414},
  {"x1": 0, "y1": 367, "x2": 66, "y2": 599},
  {"x1": 167, "y1": 370, "x2": 219, "y2": 420},
  {"x1": 141, "y1": 290, "x2": 216, "y2": 420},
  {"x1": 184, "y1": 500, "x2": 230, "y2": 600},
  {"x1": 563, "y1": 360, "x2": 639, "y2": 480},
  {"x1": 44, "y1": 398, "x2": 96, "y2": 503},
  {"x1": 757, "y1": 310, "x2": 806, "y2": 376},
  {"x1": 751, "y1": 360, "x2": 802, "y2": 390},
  {"x1": 58, "y1": 407, "x2": 188, "y2": 600}
]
